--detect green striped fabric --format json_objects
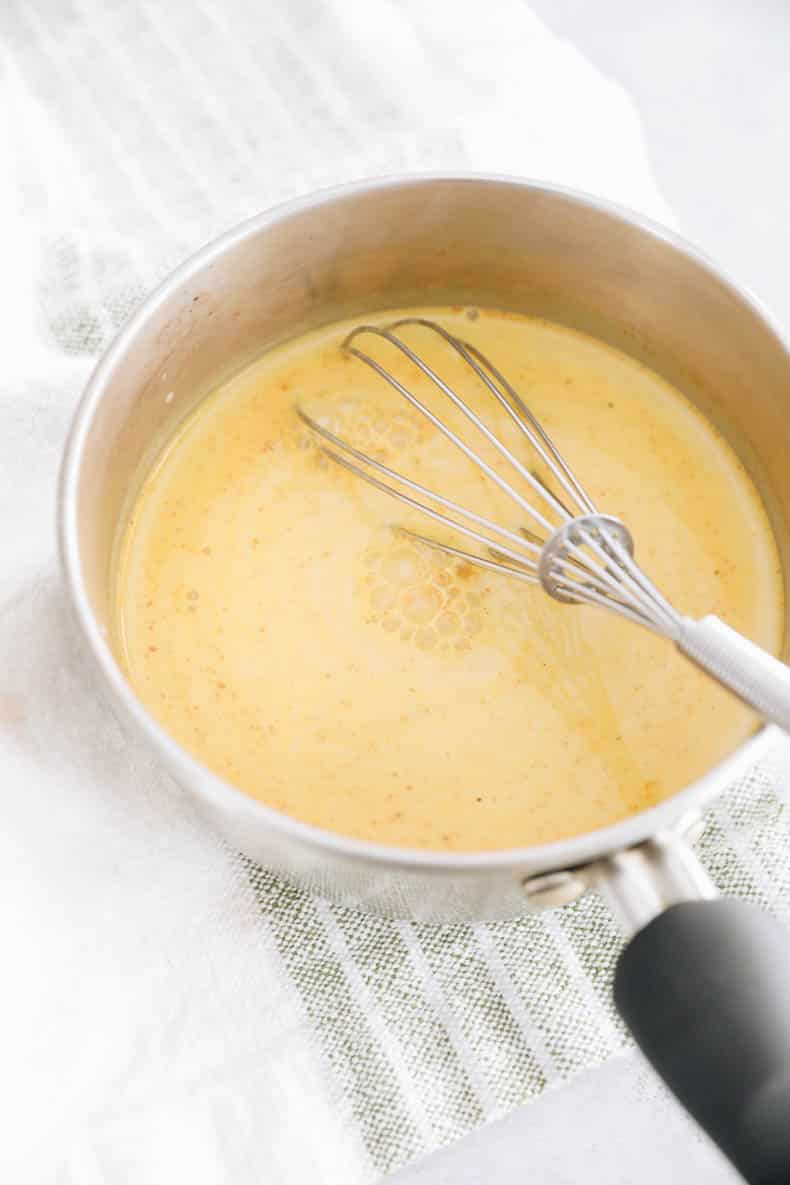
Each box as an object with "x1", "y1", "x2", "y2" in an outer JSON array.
[{"x1": 245, "y1": 747, "x2": 790, "y2": 1174}]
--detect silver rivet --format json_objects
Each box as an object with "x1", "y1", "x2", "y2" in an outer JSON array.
[{"x1": 521, "y1": 869, "x2": 588, "y2": 911}]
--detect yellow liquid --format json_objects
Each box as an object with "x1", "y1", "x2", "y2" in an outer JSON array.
[{"x1": 115, "y1": 309, "x2": 783, "y2": 851}]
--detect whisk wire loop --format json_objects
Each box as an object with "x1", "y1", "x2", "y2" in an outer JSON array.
[
  {"x1": 387, "y1": 319, "x2": 596, "y2": 517},
  {"x1": 346, "y1": 325, "x2": 564, "y2": 534},
  {"x1": 303, "y1": 318, "x2": 684, "y2": 638}
]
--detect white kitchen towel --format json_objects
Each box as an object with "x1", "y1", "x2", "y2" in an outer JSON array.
[{"x1": 2, "y1": 2, "x2": 789, "y2": 1182}]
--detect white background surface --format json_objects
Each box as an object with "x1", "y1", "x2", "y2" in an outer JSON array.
[
  {"x1": 395, "y1": 2, "x2": 790, "y2": 1181},
  {"x1": 1, "y1": 2, "x2": 787, "y2": 1183},
  {"x1": 531, "y1": 0, "x2": 790, "y2": 329},
  {"x1": 391, "y1": 1056, "x2": 740, "y2": 1184}
]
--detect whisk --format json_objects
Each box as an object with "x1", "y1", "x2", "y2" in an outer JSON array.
[{"x1": 299, "y1": 317, "x2": 790, "y2": 732}]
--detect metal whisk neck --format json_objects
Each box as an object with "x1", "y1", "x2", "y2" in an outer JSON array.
[
  {"x1": 300, "y1": 317, "x2": 683, "y2": 643},
  {"x1": 539, "y1": 513, "x2": 682, "y2": 640}
]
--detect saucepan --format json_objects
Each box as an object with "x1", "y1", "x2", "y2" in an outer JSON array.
[{"x1": 59, "y1": 175, "x2": 790, "y2": 1183}]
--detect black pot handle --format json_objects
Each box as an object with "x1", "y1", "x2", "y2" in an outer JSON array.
[{"x1": 614, "y1": 898, "x2": 790, "y2": 1184}]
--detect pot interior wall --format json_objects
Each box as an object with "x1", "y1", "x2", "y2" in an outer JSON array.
[{"x1": 74, "y1": 179, "x2": 790, "y2": 658}]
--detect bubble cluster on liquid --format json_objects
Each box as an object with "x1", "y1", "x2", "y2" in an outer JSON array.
[
  {"x1": 360, "y1": 534, "x2": 487, "y2": 652},
  {"x1": 307, "y1": 396, "x2": 427, "y2": 464}
]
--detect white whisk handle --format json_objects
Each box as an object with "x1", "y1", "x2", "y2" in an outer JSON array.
[{"x1": 678, "y1": 615, "x2": 790, "y2": 733}]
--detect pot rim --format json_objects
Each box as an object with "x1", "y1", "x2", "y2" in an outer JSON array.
[{"x1": 57, "y1": 170, "x2": 786, "y2": 877}]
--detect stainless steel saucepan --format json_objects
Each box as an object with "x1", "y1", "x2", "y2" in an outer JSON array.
[{"x1": 59, "y1": 176, "x2": 790, "y2": 1183}]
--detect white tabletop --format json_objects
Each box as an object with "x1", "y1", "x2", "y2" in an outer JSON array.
[
  {"x1": 391, "y1": 1055, "x2": 741, "y2": 1184},
  {"x1": 530, "y1": 0, "x2": 790, "y2": 331}
]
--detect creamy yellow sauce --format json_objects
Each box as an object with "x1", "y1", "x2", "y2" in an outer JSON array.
[{"x1": 115, "y1": 308, "x2": 783, "y2": 851}]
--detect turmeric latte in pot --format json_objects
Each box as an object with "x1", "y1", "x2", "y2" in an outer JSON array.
[{"x1": 115, "y1": 309, "x2": 783, "y2": 851}]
